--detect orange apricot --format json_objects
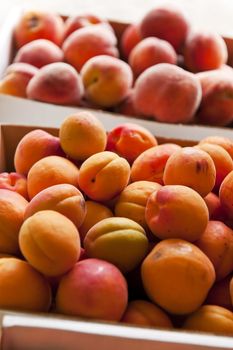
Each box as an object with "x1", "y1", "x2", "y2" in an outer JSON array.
[
  {"x1": 145, "y1": 185, "x2": 209, "y2": 242},
  {"x1": 163, "y1": 147, "x2": 216, "y2": 197},
  {"x1": 78, "y1": 151, "x2": 130, "y2": 201},
  {"x1": 141, "y1": 239, "x2": 215, "y2": 314}
]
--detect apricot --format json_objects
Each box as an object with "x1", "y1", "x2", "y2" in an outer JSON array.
[
  {"x1": 106, "y1": 123, "x2": 157, "y2": 164},
  {"x1": 120, "y1": 23, "x2": 142, "y2": 59},
  {"x1": 206, "y1": 275, "x2": 233, "y2": 310},
  {"x1": 163, "y1": 147, "x2": 216, "y2": 197},
  {"x1": 183, "y1": 305, "x2": 233, "y2": 335},
  {"x1": 56, "y1": 258, "x2": 128, "y2": 321},
  {"x1": 84, "y1": 217, "x2": 148, "y2": 273},
  {"x1": 81, "y1": 55, "x2": 133, "y2": 108},
  {"x1": 139, "y1": 5, "x2": 190, "y2": 52},
  {"x1": 145, "y1": 185, "x2": 209, "y2": 242},
  {"x1": 121, "y1": 300, "x2": 173, "y2": 329},
  {"x1": 14, "y1": 129, "x2": 64, "y2": 176},
  {"x1": 129, "y1": 37, "x2": 177, "y2": 77},
  {"x1": 0, "y1": 258, "x2": 51, "y2": 312},
  {"x1": 14, "y1": 39, "x2": 64, "y2": 68},
  {"x1": 24, "y1": 184, "x2": 86, "y2": 228},
  {"x1": 62, "y1": 24, "x2": 119, "y2": 72},
  {"x1": 59, "y1": 111, "x2": 106, "y2": 161},
  {"x1": 184, "y1": 31, "x2": 228, "y2": 72},
  {"x1": 196, "y1": 71, "x2": 233, "y2": 126},
  {"x1": 204, "y1": 192, "x2": 228, "y2": 221},
  {"x1": 195, "y1": 221, "x2": 233, "y2": 281},
  {"x1": 141, "y1": 239, "x2": 215, "y2": 314},
  {"x1": 0, "y1": 62, "x2": 38, "y2": 98},
  {"x1": 27, "y1": 155, "x2": 79, "y2": 199},
  {"x1": 79, "y1": 201, "x2": 113, "y2": 242},
  {"x1": 0, "y1": 189, "x2": 28, "y2": 255},
  {"x1": 0, "y1": 172, "x2": 28, "y2": 199},
  {"x1": 199, "y1": 136, "x2": 233, "y2": 160},
  {"x1": 115, "y1": 181, "x2": 161, "y2": 229},
  {"x1": 78, "y1": 151, "x2": 130, "y2": 201},
  {"x1": 197, "y1": 143, "x2": 233, "y2": 191},
  {"x1": 14, "y1": 10, "x2": 64, "y2": 48},
  {"x1": 27, "y1": 62, "x2": 84, "y2": 105},
  {"x1": 19, "y1": 210, "x2": 80, "y2": 276},
  {"x1": 63, "y1": 14, "x2": 105, "y2": 40},
  {"x1": 133, "y1": 63, "x2": 202, "y2": 123},
  {"x1": 131, "y1": 143, "x2": 181, "y2": 184},
  {"x1": 219, "y1": 171, "x2": 233, "y2": 219}
]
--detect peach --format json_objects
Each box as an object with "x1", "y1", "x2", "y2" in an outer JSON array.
[
  {"x1": 204, "y1": 192, "x2": 228, "y2": 221},
  {"x1": 183, "y1": 305, "x2": 233, "y2": 335},
  {"x1": 27, "y1": 155, "x2": 79, "y2": 199},
  {"x1": 114, "y1": 90, "x2": 138, "y2": 117},
  {"x1": 141, "y1": 239, "x2": 215, "y2": 314},
  {"x1": 78, "y1": 151, "x2": 130, "y2": 201},
  {"x1": 145, "y1": 185, "x2": 209, "y2": 242},
  {"x1": 14, "y1": 39, "x2": 64, "y2": 68},
  {"x1": 199, "y1": 136, "x2": 233, "y2": 160},
  {"x1": 121, "y1": 300, "x2": 173, "y2": 329},
  {"x1": 59, "y1": 111, "x2": 106, "y2": 161},
  {"x1": 26, "y1": 62, "x2": 84, "y2": 105},
  {"x1": 24, "y1": 184, "x2": 86, "y2": 228},
  {"x1": 56, "y1": 258, "x2": 128, "y2": 321},
  {"x1": 197, "y1": 143, "x2": 233, "y2": 191},
  {"x1": 195, "y1": 221, "x2": 233, "y2": 281},
  {"x1": 0, "y1": 172, "x2": 28, "y2": 199},
  {"x1": 19, "y1": 210, "x2": 80, "y2": 276},
  {"x1": 184, "y1": 31, "x2": 228, "y2": 72},
  {"x1": 129, "y1": 37, "x2": 177, "y2": 77},
  {"x1": 115, "y1": 181, "x2": 161, "y2": 229},
  {"x1": 81, "y1": 55, "x2": 133, "y2": 108},
  {"x1": 63, "y1": 14, "x2": 105, "y2": 40},
  {"x1": 62, "y1": 24, "x2": 119, "y2": 72},
  {"x1": 79, "y1": 201, "x2": 113, "y2": 242},
  {"x1": 84, "y1": 217, "x2": 148, "y2": 273},
  {"x1": 121, "y1": 23, "x2": 142, "y2": 59},
  {"x1": 14, "y1": 10, "x2": 64, "y2": 48},
  {"x1": 206, "y1": 275, "x2": 233, "y2": 310},
  {"x1": 133, "y1": 63, "x2": 202, "y2": 123},
  {"x1": 219, "y1": 171, "x2": 233, "y2": 219},
  {"x1": 131, "y1": 143, "x2": 181, "y2": 184},
  {"x1": 0, "y1": 62, "x2": 38, "y2": 98},
  {"x1": 0, "y1": 189, "x2": 28, "y2": 255},
  {"x1": 0, "y1": 258, "x2": 51, "y2": 312},
  {"x1": 139, "y1": 5, "x2": 190, "y2": 52},
  {"x1": 14, "y1": 129, "x2": 65, "y2": 176},
  {"x1": 196, "y1": 71, "x2": 233, "y2": 126},
  {"x1": 163, "y1": 147, "x2": 216, "y2": 197},
  {"x1": 106, "y1": 123, "x2": 157, "y2": 164}
]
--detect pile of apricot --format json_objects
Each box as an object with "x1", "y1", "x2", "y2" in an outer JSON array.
[
  {"x1": 1, "y1": 5, "x2": 233, "y2": 126},
  {"x1": 0, "y1": 110, "x2": 232, "y2": 336}
]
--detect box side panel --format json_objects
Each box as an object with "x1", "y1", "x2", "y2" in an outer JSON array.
[
  {"x1": 0, "y1": 126, "x2": 6, "y2": 172},
  {"x1": 2, "y1": 326, "x2": 218, "y2": 350},
  {"x1": 0, "y1": 7, "x2": 23, "y2": 78}
]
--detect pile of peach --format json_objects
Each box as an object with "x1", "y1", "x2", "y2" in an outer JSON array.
[
  {"x1": 1, "y1": 5, "x2": 233, "y2": 126},
  {"x1": 0, "y1": 110, "x2": 232, "y2": 336}
]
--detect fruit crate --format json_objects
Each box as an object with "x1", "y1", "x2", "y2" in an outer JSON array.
[
  {"x1": 0, "y1": 121, "x2": 232, "y2": 350},
  {"x1": 0, "y1": 5, "x2": 233, "y2": 128}
]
